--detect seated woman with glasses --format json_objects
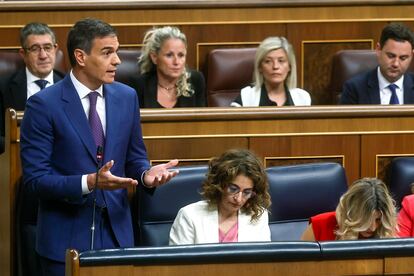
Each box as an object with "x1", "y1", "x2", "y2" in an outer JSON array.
[
  {"x1": 169, "y1": 149, "x2": 271, "y2": 245},
  {"x1": 301, "y1": 178, "x2": 397, "y2": 241}
]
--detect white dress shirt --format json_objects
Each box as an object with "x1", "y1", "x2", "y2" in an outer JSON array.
[
  {"x1": 26, "y1": 67, "x2": 54, "y2": 99},
  {"x1": 70, "y1": 71, "x2": 106, "y2": 194},
  {"x1": 377, "y1": 67, "x2": 404, "y2": 104}
]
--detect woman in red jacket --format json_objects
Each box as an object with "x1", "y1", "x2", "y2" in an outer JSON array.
[
  {"x1": 397, "y1": 184, "x2": 414, "y2": 237},
  {"x1": 301, "y1": 178, "x2": 397, "y2": 241}
]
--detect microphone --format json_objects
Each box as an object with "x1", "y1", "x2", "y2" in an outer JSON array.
[{"x1": 90, "y1": 145, "x2": 103, "y2": 250}]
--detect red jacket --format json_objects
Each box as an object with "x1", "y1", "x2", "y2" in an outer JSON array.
[
  {"x1": 398, "y1": 194, "x2": 414, "y2": 237},
  {"x1": 310, "y1": 211, "x2": 338, "y2": 241}
]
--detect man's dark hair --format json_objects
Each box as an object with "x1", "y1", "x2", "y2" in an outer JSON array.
[
  {"x1": 20, "y1": 22, "x2": 56, "y2": 48},
  {"x1": 380, "y1": 22, "x2": 414, "y2": 49},
  {"x1": 67, "y1": 18, "x2": 117, "y2": 67}
]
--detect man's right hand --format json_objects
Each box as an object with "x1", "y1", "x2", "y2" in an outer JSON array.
[{"x1": 87, "y1": 160, "x2": 138, "y2": 191}]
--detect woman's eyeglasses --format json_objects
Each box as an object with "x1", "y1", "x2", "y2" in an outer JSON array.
[{"x1": 226, "y1": 184, "x2": 256, "y2": 199}]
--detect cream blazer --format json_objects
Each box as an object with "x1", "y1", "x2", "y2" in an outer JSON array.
[
  {"x1": 169, "y1": 200, "x2": 271, "y2": 245},
  {"x1": 230, "y1": 86, "x2": 311, "y2": 107}
]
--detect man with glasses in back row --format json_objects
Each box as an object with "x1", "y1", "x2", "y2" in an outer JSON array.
[
  {"x1": 0, "y1": 22, "x2": 64, "y2": 152},
  {"x1": 0, "y1": 22, "x2": 64, "y2": 276}
]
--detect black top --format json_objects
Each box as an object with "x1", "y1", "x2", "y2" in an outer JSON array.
[
  {"x1": 233, "y1": 84, "x2": 294, "y2": 106},
  {"x1": 128, "y1": 69, "x2": 207, "y2": 108}
]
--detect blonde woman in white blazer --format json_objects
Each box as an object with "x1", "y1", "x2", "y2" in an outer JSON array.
[
  {"x1": 231, "y1": 36, "x2": 311, "y2": 107},
  {"x1": 169, "y1": 149, "x2": 271, "y2": 245}
]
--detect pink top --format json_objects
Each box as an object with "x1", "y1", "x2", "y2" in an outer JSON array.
[{"x1": 219, "y1": 222, "x2": 239, "y2": 243}]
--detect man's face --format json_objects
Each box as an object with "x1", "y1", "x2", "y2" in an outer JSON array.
[
  {"x1": 20, "y1": 34, "x2": 57, "y2": 78},
  {"x1": 78, "y1": 35, "x2": 120, "y2": 90},
  {"x1": 376, "y1": 39, "x2": 414, "y2": 83}
]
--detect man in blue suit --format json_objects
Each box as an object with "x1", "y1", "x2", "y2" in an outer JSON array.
[
  {"x1": 340, "y1": 23, "x2": 414, "y2": 104},
  {"x1": 20, "y1": 18, "x2": 178, "y2": 276}
]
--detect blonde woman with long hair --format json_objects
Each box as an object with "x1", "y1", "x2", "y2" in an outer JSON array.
[
  {"x1": 130, "y1": 26, "x2": 206, "y2": 108},
  {"x1": 301, "y1": 178, "x2": 397, "y2": 241}
]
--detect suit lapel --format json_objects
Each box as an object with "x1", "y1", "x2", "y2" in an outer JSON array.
[
  {"x1": 403, "y1": 73, "x2": 414, "y2": 104},
  {"x1": 61, "y1": 75, "x2": 97, "y2": 162},
  {"x1": 204, "y1": 206, "x2": 219, "y2": 243},
  {"x1": 237, "y1": 211, "x2": 250, "y2": 242},
  {"x1": 9, "y1": 70, "x2": 28, "y2": 110},
  {"x1": 102, "y1": 84, "x2": 121, "y2": 163},
  {"x1": 52, "y1": 70, "x2": 65, "y2": 83},
  {"x1": 367, "y1": 70, "x2": 381, "y2": 104}
]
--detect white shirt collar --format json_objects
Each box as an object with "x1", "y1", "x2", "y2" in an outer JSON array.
[
  {"x1": 26, "y1": 67, "x2": 54, "y2": 86},
  {"x1": 377, "y1": 66, "x2": 404, "y2": 90},
  {"x1": 69, "y1": 70, "x2": 103, "y2": 99}
]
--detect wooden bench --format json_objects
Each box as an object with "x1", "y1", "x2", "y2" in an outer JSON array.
[{"x1": 0, "y1": 109, "x2": 23, "y2": 276}]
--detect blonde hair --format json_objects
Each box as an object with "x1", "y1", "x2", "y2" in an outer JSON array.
[
  {"x1": 253, "y1": 36, "x2": 297, "y2": 91},
  {"x1": 335, "y1": 178, "x2": 397, "y2": 240},
  {"x1": 138, "y1": 26, "x2": 194, "y2": 97}
]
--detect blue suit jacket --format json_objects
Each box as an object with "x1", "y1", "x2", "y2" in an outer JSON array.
[
  {"x1": 340, "y1": 68, "x2": 414, "y2": 104},
  {"x1": 20, "y1": 75, "x2": 150, "y2": 262}
]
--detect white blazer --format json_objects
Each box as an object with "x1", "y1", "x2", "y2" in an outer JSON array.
[
  {"x1": 230, "y1": 85, "x2": 311, "y2": 107},
  {"x1": 169, "y1": 200, "x2": 271, "y2": 245}
]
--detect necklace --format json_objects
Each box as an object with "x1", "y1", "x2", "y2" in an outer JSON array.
[
  {"x1": 158, "y1": 83, "x2": 175, "y2": 92},
  {"x1": 158, "y1": 83, "x2": 177, "y2": 99}
]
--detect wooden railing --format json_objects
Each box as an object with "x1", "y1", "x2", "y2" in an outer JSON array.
[{"x1": 64, "y1": 239, "x2": 414, "y2": 276}]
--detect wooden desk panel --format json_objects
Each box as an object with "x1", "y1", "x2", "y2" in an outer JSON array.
[
  {"x1": 77, "y1": 258, "x2": 383, "y2": 276},
  {"x1": 250, "y1": 135, "x2": 360, "y2": 183},
  {"x1": 384, "y1": 256, "x2": 414, "y2": 275},
  {"x1": 361, "y1": 134, "x2": 414, "y2": 181}
]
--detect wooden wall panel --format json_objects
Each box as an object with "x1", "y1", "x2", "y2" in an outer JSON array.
[
  {"x1": 302, "y1": 40, "x2": 373, "y2": 104},
  {"x1": 145, "y1": 137, "x2": 248, "y2": 165},
  {"x1": 361, "y1": 134, "x2": 414, "y2": 183},
  {"x1": 250, "y1": 135, "x2": 360, "y2": 184}
]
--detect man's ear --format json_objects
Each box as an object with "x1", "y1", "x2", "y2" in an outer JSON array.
[
  {"x1": 18, "y1": 48, "x2": 26, "y2": 59},
  {"x1": 74, "y1": 49, "x2": 86, "y2": 67},
  {"x1": 375, "y1": 42, "x2": 382, "y2": 57}
]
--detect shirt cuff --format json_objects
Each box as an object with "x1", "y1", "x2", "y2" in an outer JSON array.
[
  {"x1": 141, "y1": 170, "x2": 152, "y2": 188},
  {"x1": 81, "y1": 174, "x2": 92, "y2": 195}
]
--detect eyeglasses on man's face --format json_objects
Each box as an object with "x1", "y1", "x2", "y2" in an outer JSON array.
[
  {"x1": 24, "y1": 43, "x2": 56, "y2": 54},
  {"x1": 226, "y1": 183, "x2": 256, "y2": 199}
]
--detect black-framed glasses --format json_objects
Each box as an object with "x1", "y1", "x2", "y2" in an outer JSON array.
[
  {"x1": 24, "y1": 43, "x2": 56, "y2": 54},
  {"x1": 226, "y1": 183, "x2": 256, "y2": 199}
]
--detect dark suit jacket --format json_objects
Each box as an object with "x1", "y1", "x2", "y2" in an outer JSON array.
[
  {"x1": 340, "y1": 68, "x2": 414, "y2": 104},
  {"x1": 20, "y1": 75, "x2": 150, "y2": 262},
  {"x1": 0, "y1": 68, "x2": 65, "y2": 153},
  {"x1": 128, "y1": 69, "x2": 207, "y2": 108}
]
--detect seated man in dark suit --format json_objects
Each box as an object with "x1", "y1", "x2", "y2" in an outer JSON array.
[
  {"x1": 0, "y1": 22, "x2": 64, "y2": 276},
  {"x1": 340, "y1": 23, "x2": 414, "y2": 105},
  {"x1": 0, "y1": 22, "x2": 65, "y2": 153}
]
